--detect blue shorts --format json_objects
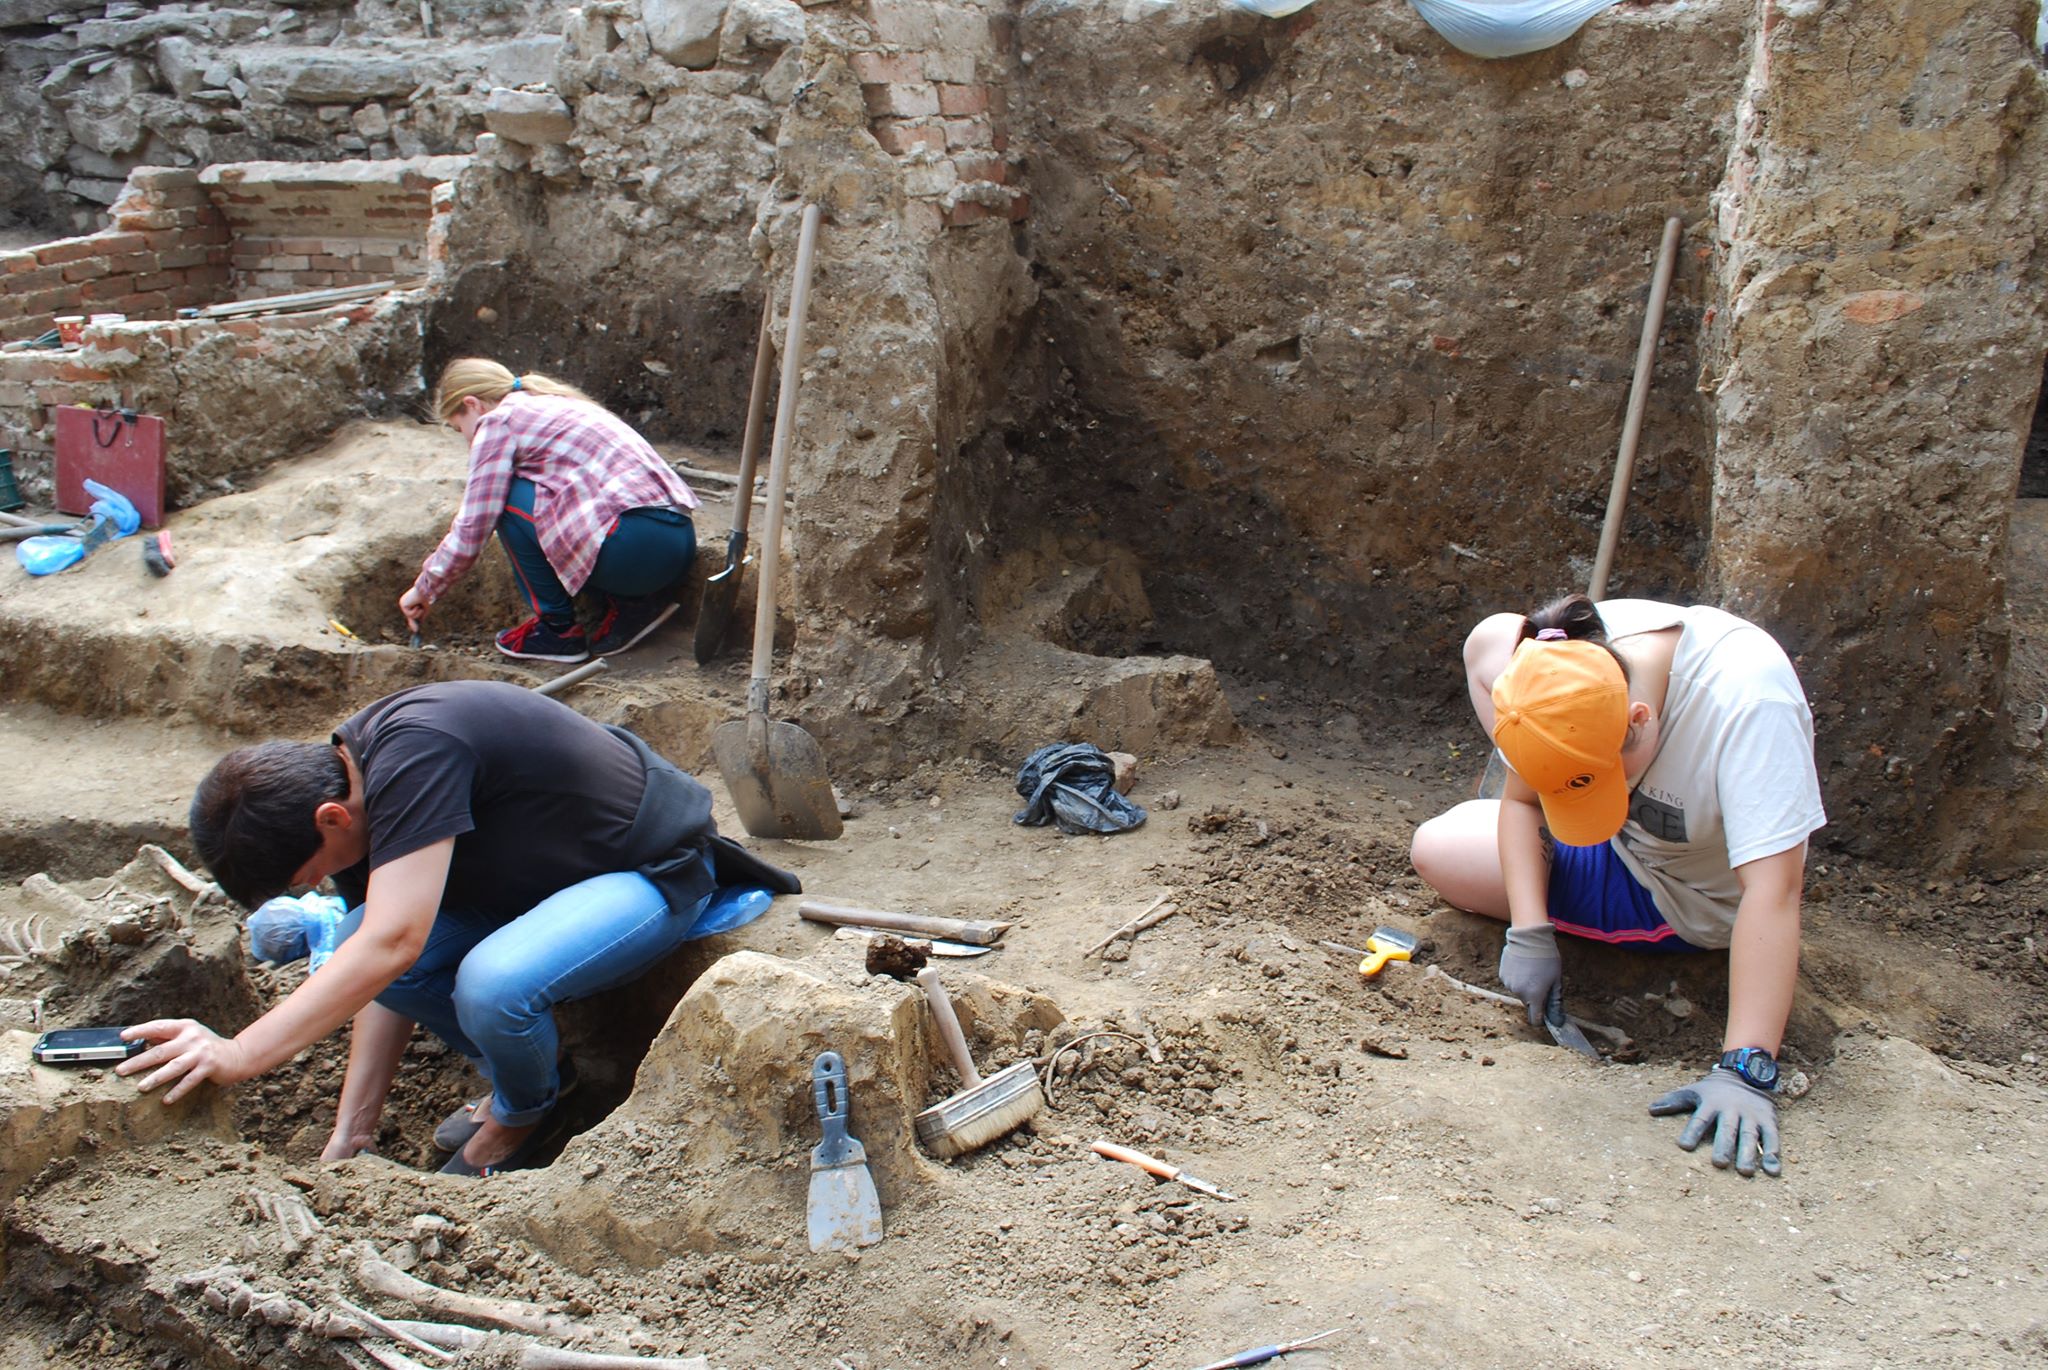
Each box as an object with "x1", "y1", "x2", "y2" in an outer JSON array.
[{"x1": 1548, "y1": 840, "x2": 1702, "y2": 952}]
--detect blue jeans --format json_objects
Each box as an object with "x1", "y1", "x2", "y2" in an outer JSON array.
[
  {"x1": 497, "y1": 478, "x2": 697, "y2": 625},
  {"x1": 338, "y1": 872, "x2": 707, "y2": 1126}
]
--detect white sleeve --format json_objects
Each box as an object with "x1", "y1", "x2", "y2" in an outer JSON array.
[{"x1": 1715, "y1": 698, "x2": 1826, "y2": 868}]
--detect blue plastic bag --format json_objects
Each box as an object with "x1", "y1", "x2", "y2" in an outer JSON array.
[
  {"x1": 1231, "y1": 0, "x2": 1622, "y2": 59},
  {"x1": 687, "y1": 884, "x2": 775, "y2": 939},
  {"x1": 247, "y1": 892, "x2": 350, "y2": 971},
  {"x1": 15, "y1": 478, "x2": 141, "y2": 575}
]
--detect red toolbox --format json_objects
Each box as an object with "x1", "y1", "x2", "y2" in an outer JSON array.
[{"x1": 54, "y1": 405, "x2": 167, "y2": 529}]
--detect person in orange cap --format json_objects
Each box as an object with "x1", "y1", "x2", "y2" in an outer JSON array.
[{"x1": 1410, "y1": 593, "x2": 1824, "y2": 1178}]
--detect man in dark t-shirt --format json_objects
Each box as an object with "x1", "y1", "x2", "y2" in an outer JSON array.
[{"x1": 115, "y1": 681, "x2": 794, "y2": 1175}]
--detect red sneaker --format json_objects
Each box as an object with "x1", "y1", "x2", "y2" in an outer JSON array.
[{"x1": 495, "y1": 615, "x2": 589, "y2": 663}]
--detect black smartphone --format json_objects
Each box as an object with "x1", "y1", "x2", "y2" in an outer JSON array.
[{"x1": 31, "y1": 1027, "x2": 145, "y2": 1066}]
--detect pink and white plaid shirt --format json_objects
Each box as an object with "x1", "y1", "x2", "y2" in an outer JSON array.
[{"x1": 413, "y1": 392, "x2": 700, "y2": 605}]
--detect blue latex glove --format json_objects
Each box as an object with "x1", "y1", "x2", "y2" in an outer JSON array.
[
  {"x1": 1499, "y1": 923, "x2": 1562, "y2": 1027},
  {"x1": 1649, "y1": 1066, "x2": 1783, "y2": 1177}
]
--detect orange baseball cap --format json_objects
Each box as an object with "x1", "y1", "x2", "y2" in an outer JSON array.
[{"x1": 1490, "y1": 633, "x2": 1630, "y2": 846}]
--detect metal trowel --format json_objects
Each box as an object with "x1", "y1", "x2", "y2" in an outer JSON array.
[
  {"x1": 806, "y1": 1051, "x2": 883, "y2": 1252},
  {"x1": 1544, "y1": 986, "x2": 1603, "y2": 1062}
]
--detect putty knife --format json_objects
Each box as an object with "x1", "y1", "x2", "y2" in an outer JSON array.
[
  {"x1": 1545, "y1": 986, "x2": 1603, "y2": 1062},
  {"x1": 806, "y1": 1051, "x2": 883, "y2": 1251}
]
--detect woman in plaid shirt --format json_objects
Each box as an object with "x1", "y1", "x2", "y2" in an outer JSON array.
[{"x1": 398, "y1": 358, "x2": 701, "y2": 662}]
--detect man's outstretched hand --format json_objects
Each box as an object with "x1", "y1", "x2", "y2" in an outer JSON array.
[
  {"x1": 116, "y1": 1020, "x2": 254, "y2": 1104},
  {"x1": 1649, "y1": 1066, "x2": 1782, "y2": 1177}
]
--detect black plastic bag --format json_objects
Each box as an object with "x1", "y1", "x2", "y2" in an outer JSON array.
[{"x1": 1013, "y1": 743, "x2": 1147, "y2": 836}]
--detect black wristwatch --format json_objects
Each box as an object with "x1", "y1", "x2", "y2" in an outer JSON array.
[{"x1": 1720, "y1": 1046, "x2": 1780, "y2": 1092}]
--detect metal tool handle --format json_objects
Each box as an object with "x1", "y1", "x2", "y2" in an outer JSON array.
[
  {"x1": 745, "y1": 202, "x2": 822, "y2": 718},
  {"x1": 915, "y1": 966, "x2": 984, "y2": 1090},
  {"x1": 812, "y1": 1050, "x2": 851, "y2": 1163}
]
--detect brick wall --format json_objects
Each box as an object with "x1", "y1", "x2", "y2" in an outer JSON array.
[
  {"x1": 0, "y1": 170, "x2": 232, "y2": 345},
  {"x1": 850, "y1": 0, "x2": 1026, "y2": 231},
  {"x1": 202, "y1": 156, "x2": 469, "y2": 296},
  {"x1": 0, "y1": 156, "x2": 467, "y2": 510}
]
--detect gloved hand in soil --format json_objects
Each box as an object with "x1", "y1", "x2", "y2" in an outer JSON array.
[
  {"x1": 1498, "y1": 922, "x2": 1563, "y2": 1027},
  {"x1": 1648, "y1": 1067, "x2": 1782, "y2": 1177}
]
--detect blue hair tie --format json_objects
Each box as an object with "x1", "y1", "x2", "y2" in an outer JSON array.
[{"x1": 510, "y1": 376, "x2": 524, "y2": 391}]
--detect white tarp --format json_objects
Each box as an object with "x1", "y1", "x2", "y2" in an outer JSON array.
[{"x1": 1231, "y1": 0, "x2": 1624, "y2": 60}]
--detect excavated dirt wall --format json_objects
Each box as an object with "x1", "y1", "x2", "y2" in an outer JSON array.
[{"x1": 6, "y1": 0, "x2": 2048, "y2": 868}]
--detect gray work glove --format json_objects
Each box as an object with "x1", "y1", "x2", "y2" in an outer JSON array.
[
  {"x1": 1499, "y1": 923, "x2": 1562, "y2": 1027},
  {"x1": 1649, "y1": 1067, "x2": 1783, "y2": 1177}
]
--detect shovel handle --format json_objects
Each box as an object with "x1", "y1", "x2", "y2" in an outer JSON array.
[
  {"x1": 914, "y1": 966, "x2": 984, "y2": 1090},
  {"x1": 746, "y1": 204, "x2": 823, "y2": 703}
]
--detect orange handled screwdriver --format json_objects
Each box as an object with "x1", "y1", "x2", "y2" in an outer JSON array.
[{"x1": 1088, "y1": 1139, "x2": 1237, "y2": 1201}]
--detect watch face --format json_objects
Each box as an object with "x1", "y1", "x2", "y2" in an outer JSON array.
[{"x1": 1740, "y1": 1051, "x2": 1778, "y2": 1087}]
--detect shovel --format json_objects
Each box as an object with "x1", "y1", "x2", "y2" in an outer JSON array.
[
  {"x1": 711, "y1": 203, "x2": 843, "y2": 840},
  {"x1": 1479, "y1": 215, "x2": 1683, "y2": 801},
  {"x1": 692, "y1": 295, "x2": 776, "y2": 665},
  {"x1": 806, "y1": 1051, "x2": 883, "y2": 1252}
]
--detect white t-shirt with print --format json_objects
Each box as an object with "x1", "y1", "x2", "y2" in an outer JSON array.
[{"x1": 1593, "y1": 599, "x2": 1826, "y2": 949}]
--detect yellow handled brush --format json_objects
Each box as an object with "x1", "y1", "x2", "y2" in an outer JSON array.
[{"x1": 1357, "y1": 925, "x2": 1419, "y2": 978}]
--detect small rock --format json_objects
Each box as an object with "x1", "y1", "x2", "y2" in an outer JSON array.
[
  {"x1": 1109, "y1": 752, "x2": 1139, "y2": 795},
  {"x1": 1782, "y1": 1069, "x2": 1812, "y2": 1099},
  {"x1": 1155, "y1": 790, "x2": 1181, "y2": 811},
  {"x1": 1562, "y1": 68, "x2": 1589, "y2": 89},
  {"x1": 1661, "y1": 994, "x2": 1694, "y2": 1020}
]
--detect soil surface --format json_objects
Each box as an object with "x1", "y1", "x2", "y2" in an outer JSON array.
[
  {"x1": 1, "y1": 429, "x2": 2045, "y2": 1369},
  {"x1": 5, "y1": 720, "x2": 2047, "y2": 1368}
]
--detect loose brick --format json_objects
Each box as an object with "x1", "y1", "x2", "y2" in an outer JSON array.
[
  {"x1": 936, "y1": 83, "x2": 990, "y2": 117},
  {"x1": 866, "y1": 0, "x2": 937, "y2": 47},
  {"x1": 863, "y1": 82, "x2": 941, "y2": 119},
  {"x1": 873, "y1": 120, "x2": 945, "y2": 156},
  {"x1": 36, "y1": 239, "x2": 107, "y2": 267},
  {"x1": 943, "y1": 200, "x2": 992, "y2": 228},
  {"x1": 850, "y1": 51, "x2": 924, "y2": 85},
  {"x1": 954, "y1": 156, "x2": 1008, "y2": 185},
  {"x1": 114, "y1": 210, "x2": 181, "y2": 231},
  {"x1": 5, "y1": 264, "x2": 63, "y2": 292},
  {"x1": 943, "y1": 116, "x2": 993, "y2": 150}
]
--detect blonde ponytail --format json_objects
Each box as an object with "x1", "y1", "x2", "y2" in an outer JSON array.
[{"x1": 432, "y1": 357, "x2": 597, "y2": 421}]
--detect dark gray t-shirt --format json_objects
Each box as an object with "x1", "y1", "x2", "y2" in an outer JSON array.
[{"x1": 329, "y1": 680, "x2": 672, "y2": 920}]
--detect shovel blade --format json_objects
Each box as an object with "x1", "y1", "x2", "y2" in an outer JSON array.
[
  {"x1": 692, "y1": 539, "x2": 745, "y2": 665},
  {"x1": 807, "y1": 1156, "x2": 883, "y2": 1251},
  {"x1": 714, "y1": 713, "x2": 843, "y2": 840}
]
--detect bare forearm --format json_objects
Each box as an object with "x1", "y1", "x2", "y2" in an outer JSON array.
[
  {"x1": 230, "y1": 934, "x2": 419, "y2": 1078},
  {"x1": 1725, "y1": 885, "x2": 1800, "y2": 1053},
  {"x1": 1497, "y1": 797, "x2": 1552, "y2": 928},
  {"x1": 331, "y1": 1002, "x2": 412, "y2": 1147}
]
